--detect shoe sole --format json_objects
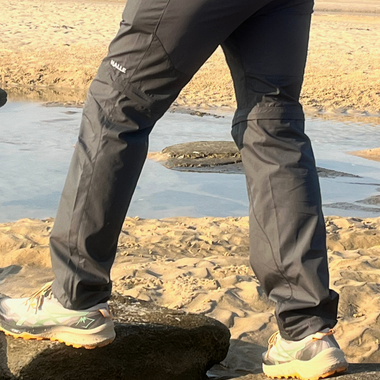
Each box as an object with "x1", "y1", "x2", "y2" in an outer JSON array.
[
  {"x1": 0, "y1": 322, "x2": 116, "y2": 349},
  {"x1": 263, "y1": 347, "x2": 348, "y2": 380}
]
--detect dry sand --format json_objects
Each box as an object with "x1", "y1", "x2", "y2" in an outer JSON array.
[
  {"x1": 2, "y1": 215, "x2": 380, "y2": 376},
  {"x1": 1, "y1": 0, "x2": 380, "y2": 377},
  {"x1": 1, "y1": 0, "x2": 380, "y2": 114}
]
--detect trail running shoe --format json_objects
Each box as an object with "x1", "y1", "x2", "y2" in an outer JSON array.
[
  {"x1": 0, "y1": 282, "x2": 115, "y2": 349},
  {"x1": 0, "y1": 88, "x2": 6, "y2": 108},
  {"x1": 262, "y1": 329, "x2": 348, "y2": 380}
]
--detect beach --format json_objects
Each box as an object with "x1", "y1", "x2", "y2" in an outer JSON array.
[
  {"x1": 2, "y1": 215, "x2": 380, "y2": 376},
  {"x1": 1, "y1": 0, "x2": 380, "y2": 377},
  {"x1": 1, "y1": 0, "x2": 380, "y2": 115}
]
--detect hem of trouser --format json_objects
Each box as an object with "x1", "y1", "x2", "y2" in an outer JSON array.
[
  {"x1": 278, "y1": 318, "x2": 337, "y2": 341},
  {"x1": 52, "y1": 280, "x2": 70, "y2": 309},
  {"x1": 233, "y1": 108, "x2": 305, "y2": 126},
  {"x1": 277, "y1": 290, "x2": 339, "y2": 341}
]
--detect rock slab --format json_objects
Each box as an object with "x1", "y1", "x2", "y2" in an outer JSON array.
[
  {"x1": 233, "y1": 363, "x2": 380, "y2": 380},
  {"x1": 1, "y1": 294, "x2": 230, "y2": 380},
  {"x1": 157, "y1": 141, "x2": 362, "y2": 178}
]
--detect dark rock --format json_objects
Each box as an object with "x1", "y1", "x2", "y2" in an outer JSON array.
[
  {"x1": 162, "y1": 142, "x2": 239, "y2": 160},
  {"x1": 316, "y1": 167, "x2": 360, "y2": 178},
  {"x1": 324, "y1": 202, "x2": 380, "y2": 213},
  {"x1": 228, "y1": 363, "x2": 380, "y2": 380},
  {"x1": 162, "y1": 141, "x2": 242, "y2": 171},
  {"x1": 168, "y1": 108, "x2": 225, "y2": 118},
  {"x1": 1, "y1": 294, "x2": 230, "y2": 380},
  {"x1": 0, "y1": 333, "x2": 12, "y2": 379},
  {"x1": 357, "y1": 195, "x2": 380, "y2": 206},
  {"x1": 172, "y1": 162, "x2": 244, "y2": 174},
  {"x1": 158, "y1": 141, "x2": 361, "y2": 178}
]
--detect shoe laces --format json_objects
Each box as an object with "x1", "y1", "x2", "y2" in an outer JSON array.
[
  {"x1": 266, "y1": 331, "x2": 281, "y2": 359},
  {"x1": 24, "y1": 281, "x2": 54, "y2": 313}
]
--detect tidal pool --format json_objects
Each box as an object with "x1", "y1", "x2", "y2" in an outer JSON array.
[{"x1": 1, "y1": 101, "x2": 380, "y2": 223}]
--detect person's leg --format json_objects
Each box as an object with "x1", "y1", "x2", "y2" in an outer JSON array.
[
  {"x1": 1, "y1": 0, "x2": 264, "y2": 348},
  {"x1": 49, "y1": 0, "x2": 276, "y2": 312},
  {"x1": 0, "y1": 87, "x2": 6, "y2": 108},
  {"x1": 223, "y1": 0, "x2": 338, "y2": 342},
  {"x1": 3, "y1": 0, "x2": 284, "y2": 349},
  {"x1": 223, "y1": 0, "x2": 347, "y2": 377}
]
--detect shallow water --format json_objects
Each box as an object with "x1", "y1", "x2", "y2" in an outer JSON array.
[{"x1": 1, "y1": 101, "x2": 380, "y2": 223}]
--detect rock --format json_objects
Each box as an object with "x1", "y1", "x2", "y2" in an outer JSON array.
[
  {"x1": 0, "y1": 333, "x2": 12, "y2": 380},
  {"x1": 1, "y1": 294, "x2": 230, "y2": 380},
  {"x1": 231, "y1": 363, "x2": 380, "y2": 380},
  {"x1": 161, "y1": 141, "x2": 242, "y2": 172},
  {"x1": 155, "y1": 141, "x2": 361, "y2": 177},
  {"x1": 162, "y1": 141, "x2": 239, "y2": 160},
  {"x1": 316, "y1": 167, "x2": 360, "y2": 178},
  {"x1": 323, "y1": 202, "x2": 380, "y2": 213},
  {"x1": 358, "y1": 195, "x2": 380, "y2": 206}
]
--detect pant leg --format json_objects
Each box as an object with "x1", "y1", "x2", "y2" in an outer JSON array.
[
  {"x1": 223, "y1": 0, "x2": 339, "y2": 341},
  {"x1": 0, "y1": 88, "x2": 6, "y2": 108},
  {"x1": 50, "y1": 0, "x2": 279, "y2": 310}
]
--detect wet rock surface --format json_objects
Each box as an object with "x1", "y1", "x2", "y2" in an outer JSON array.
[
  {"x1": 161, "y1": 141, "x2": 242, "y2": 172},
  {"x1": 316, "y1": 168, "x2": 360, "y2": 178},
  {"x1": 358, "y1": 195, "x2": 380, "y2": 206},
  {"x1": 325, "y1": 202, "x2": 380, "y2": 213},
  {"x1": 0, "y1": 294, "x2": 230, "y2": 380},
  {"x1": 156, "y1": 141, "x2": 361, "y2": 179}
]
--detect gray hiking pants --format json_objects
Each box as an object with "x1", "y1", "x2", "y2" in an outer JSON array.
[{"x1": 50, "y1": 0, "x2": 339, "y2": 340}]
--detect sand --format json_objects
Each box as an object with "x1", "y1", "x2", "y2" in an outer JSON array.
[
  {"x1": 1, "y1": 0, "x2": 380, "y2": 377},
  {"x1": 351, "y1": 147, "x2": 380, "y2": 162},
  {"x1": 1, "y1": 0, "x2": 380, "y2": 115},
  {"x1": 1, "y1": 215, "x2": 380, "y2": 376}
]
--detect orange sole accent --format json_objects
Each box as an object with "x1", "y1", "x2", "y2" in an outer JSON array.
[
  {"x1": 0, "y1": 328, "x2": 114, "y2": 349},
  {"x1": 265, "y1": 366, "x2": 348, "y2": 380}
]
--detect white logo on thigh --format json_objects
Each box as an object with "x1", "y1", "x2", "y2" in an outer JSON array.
[{"x1": 111, "y1": 59, "x2": 126, "y2": 74}]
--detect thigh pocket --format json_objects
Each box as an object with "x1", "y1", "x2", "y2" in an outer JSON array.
[{"x1": 96, "y1": 35, "x2": 191, "y2": 126}]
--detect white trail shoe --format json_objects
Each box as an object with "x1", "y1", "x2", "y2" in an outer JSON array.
[
  {"x1": 262, "y1": 329, "x2": 348, "y2": 380},
  {"x1": 0, "y1": 282, "x2": 115, "y2": 349}
]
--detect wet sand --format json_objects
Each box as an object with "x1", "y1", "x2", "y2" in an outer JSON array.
[
  {"x1": 1, "y1": 0, "x2": 380, "y2": 115},
  {"x1": 351, "y1": 147, "x2": 380, "y2": 162}
]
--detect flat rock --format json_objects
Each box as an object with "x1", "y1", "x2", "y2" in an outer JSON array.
[
  {"x1": 229, "y1": 364, "x2": 380, "y2": 380},
  {"x1": 316, "y1": 167, "x2": 360, "y2": 178},
  {"x1": 154, "y1": 141, "x2": 360, "y2": 178},
  {"x1": 324, "y1": 201, "x2": 380, "y2": 213},
  {"x1": 357, "y1": 195, "x2": 380, "y2": 206},
  {"x1": 161, "y1": 141, "x2": 242, "y2": 171},
  {"x1": 0, "y1": 294, "x2": 230, "y2": 380}
]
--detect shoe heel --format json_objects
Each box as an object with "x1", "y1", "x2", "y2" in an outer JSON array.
[{"x1": 297, "y1": 348, "x2": 348, "y2": 380}]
